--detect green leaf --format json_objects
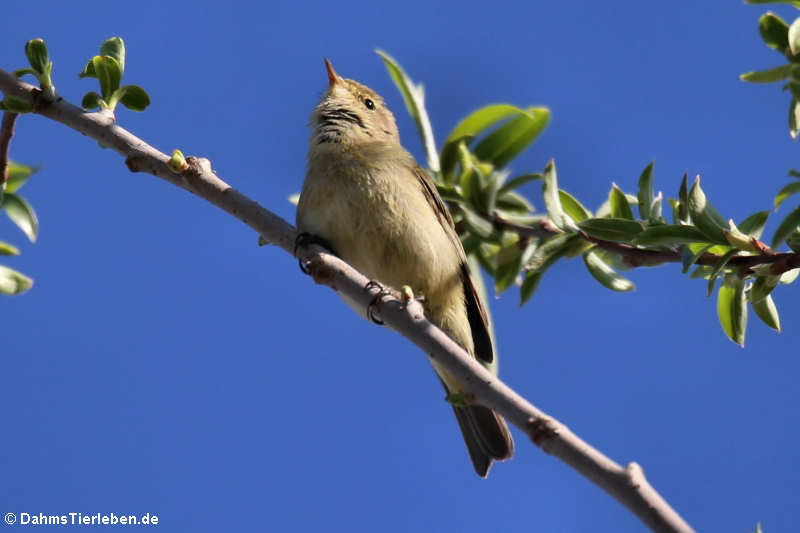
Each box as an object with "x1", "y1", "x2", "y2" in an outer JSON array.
[
  {"x1": 491, "y1": 213, "x2": 542, "y2": 228},
  {"x1": 376, "y1": 50, "x2": 439, "y2": 172},
  {"x1": 81, "y1": 91, "x2": 103, "y2": 110},
  {"x1": 494, "y1": 240, "x2": 523, "y2": 293},
  {"x1": 774, "y1": 181, "x2": 800, "y2": 208},
  {"x1": 2, "y1": 192, "x2": 38, "y2": 242},
  {"x1": 559, "y1": 190, "x2": 592, "y2": 223},
  {"x1": 115, "y1": 85, "x2": 150, "y2": 111},
  {"x1": 688, "y1": 242, "x2": 730, "y2": 255},
  {"x1": 707, "y1": 249, "x2": 739, "y2": 297},
  {"x1": 461, "y1": 233, "x2": 481, "y2": 255},
  {"x1": 722, "y1": 219, "x2": 760, "y2": 252},
  {"x1": 0, "y1": 96, "x2": 33, "y2": 113},
  {"x1": 474, "y1": 242, "x2": 498, "y2": 277},
  {"x1": 637, "y1": 161, "x2": 654, "y2": 219},
  {"x1": 494, "y1": 239, "x2": 535, "y2": 293},
  {"x1": 0, "y1": 264, "x2": 33, "y2": 295},
  {"x1": 100, "y1": 37, "x2": 125, "y2": 73},
  {"x1": 459, "y1": 160, "x2": 483, "y2": 209},
  {"x1": 91, "y1": 55, "x2": 122, "y2": 100},
  {"x1": 483, "y1": 170, "x2": 502, "y2": 214},
  {"x1": 740, "y1": 64, "x2": 792, "y2": 83},
  {"x1": 460, "y1": 204, "x2": 496, "y2": 240},
  {"x1": 473, "y1": 107, "x2": 550, "y2": 169},
  {"x1": 682, "y1": 243, "x2": 713, "y2": 273},
  {"x1": 752, "y1": 294, "x2": 781, "y2": 332},
  {"x1": 12, "y1": 68, "x2": 38, "y2": 79},
  {"x1": 788, "y1": 229, "x2": 800, "y2": 251},
  {"x1": 633, "y1": 224, "x2": 710, "y2": 246},
  {"x1": 688, "y1": 177, "x2": 729, "y2": 244},
  {"x1": 583, "y1": 249, "x2": 635, "y2": 292},
  {"x1": 678, "y1": 172, "x2": 689, "y2": 223},
  {"x1": 790, "y1": 97, "x2": 800, "y2": 139},
  {"x1": 668, "y1": 198, "x2": 680, "y2": 224},
  {"x1": 609, "y1": 184, "x2": 635, "y2": 220},
  {"x1": 747, "y1": 0, "x2": 800, "y2": 6},
  {"x1": 541, "y1": 160, "x2": 565, "y2": 229},
  {"x1": 441, "y1": 104, "x2": 522, "y2": 176},
  {"x1": 5, "y1": 162, "x2": 38, "y2": 193},
  {"x1": 435, "y1": 184, "x2": 463, "y2": 205},
  {"x1": 578, "y1": 218, "x2": 644, "y2": 242},
  {"x1": 445, "y1": 104, "x2": 520, "y2": 145},
  {"x1": 759, "y1": 12, "x2": 791, "y2": 52},
  {"x1": 790, "y1": 16, "x2": 800, "y2": 55},
  {"x1": 81, "y1": 37, "x2": 127, "y2": 80},
  {"x1": 520, "y1": 270, "x2": 543, "y2": 305},
  {"x1": 520, "y1": 234, "x2": 577, "y2": 304},
  {"x1": 738, "y1": 210, "x2": 770, "y2": 238},
  {"x1": 78, "y1": 57, "x2": 96, "y2": 78},
  {"x1": 649, "y1": 192, "x2": 663, "y2": 221},
  {"x1": 497, "y1": 173, "x2": 542, "y2": 195},
  {"x1": 494, "y1": 190, "x2": 533, "y2": 213},
  {"x1": 717, "y1": 274, "x2": 747, "y2": 347},
  {"x1": 690, "y1": 264, "x2": 713, "y2": 279},
  {"x1": 750, "y1": 275, "x2": 780, "y2": 304},
  {"x1": 708, "y1": 248, "x2": 738, "y2": 278},
  {"x1": 24, "y1": 38, "x2": 50, "y2": 74},
  {"x1": 771, "y1": 205, "x2": 800, "y2": 247},
  {"x1": 0, "y1": 241, "x2": 20, "y2": 255},
  {"x1": 781, "y1": 267, "x2": 800, "y2": 283},
  {"x1": 525, "y1": 233, "x2": 575, "y2": 271}
]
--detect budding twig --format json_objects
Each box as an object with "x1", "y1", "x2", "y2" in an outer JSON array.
[{"x1": 490, "y1": 212, "x2": 800, "y2": 277}]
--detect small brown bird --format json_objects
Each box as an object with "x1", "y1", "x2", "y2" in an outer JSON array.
[{"x1": 296, "y1": 59, "x2": 513, "y2": 476}]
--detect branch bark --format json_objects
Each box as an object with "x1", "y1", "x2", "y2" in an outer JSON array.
[
  {"x1": 0, "y1": 68, "x2": 695, "y2": 533},
  {"x1": 0, "y1": 110, "x2": 19, "y2": 183}
]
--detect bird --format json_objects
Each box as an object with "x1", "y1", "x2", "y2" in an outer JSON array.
[{"x1": 296, "y1": 58, "x2": 513, "y2": 477}]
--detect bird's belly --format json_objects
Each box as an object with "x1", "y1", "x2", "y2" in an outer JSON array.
[{"x1": 297, "y1": 175, "x2": 458, "y2": 300}]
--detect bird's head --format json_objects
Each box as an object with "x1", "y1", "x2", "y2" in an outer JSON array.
[{"x1": 310, "y1": 59, "x2": 400, "y2": 146}]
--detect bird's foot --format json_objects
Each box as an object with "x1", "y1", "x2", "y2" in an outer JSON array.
[
  {"x1": 365, "y1": 280, "x2": 393, "y2": 325},
  {"x1": 295, "y1": 232, "x2": 335, "y2": 275}
]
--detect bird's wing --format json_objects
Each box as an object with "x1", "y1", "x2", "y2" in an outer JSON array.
[{"x1": 411, "y1": 165, "x2": 494, "y2": 364}]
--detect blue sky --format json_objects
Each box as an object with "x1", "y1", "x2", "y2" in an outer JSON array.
[{"x1": 2, "y1": 1, "x2": 799, "y2": 531}]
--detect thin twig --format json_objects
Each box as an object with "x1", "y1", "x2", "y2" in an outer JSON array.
[
  {"x1": 0, "y1": 68, "x2": 695, "y2": 533},
  {"x1": 0, "y1": 111, "x2": 19, "y2": 184},
  {"x1": 491, "y1": 212, "x2": 800, "y2": 276}
]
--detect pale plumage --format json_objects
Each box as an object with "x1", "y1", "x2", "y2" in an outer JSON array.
[{"x1": 296, "y1": 59, "x2": 513, "y2": 476}]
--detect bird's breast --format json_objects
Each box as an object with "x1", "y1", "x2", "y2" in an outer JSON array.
[{"x1": 298, "y1": 146, "x2": 460, "y2": 299}]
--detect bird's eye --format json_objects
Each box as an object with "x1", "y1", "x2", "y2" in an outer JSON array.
[{"x1": 364, "y1": 98, "x2": 375, "y2": 110}]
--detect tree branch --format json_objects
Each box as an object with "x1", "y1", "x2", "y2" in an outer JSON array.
[
  {"x1": 491, "y1": 211, "x2": 800, "y2": 275},
  {"x1": 0, "y1": 68, "x2": 695, "y2": 533},
  {"x1": 0, "y1": 110, "x2": 19, "y2": 184}
]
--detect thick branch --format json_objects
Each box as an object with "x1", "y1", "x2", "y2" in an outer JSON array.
[{"x1": 0, "y1": 68, "x2": 695, "y2": 533}]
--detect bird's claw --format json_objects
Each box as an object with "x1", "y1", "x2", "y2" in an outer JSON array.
[
  {"x1": 295, "y1": 232, "x2": 335, "y2": 275},
  {"x1": 365, "y1": 280, "x2": 390, "y2": 325}
]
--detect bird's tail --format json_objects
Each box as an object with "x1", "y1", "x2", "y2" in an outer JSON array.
[{"x1": 451, "y1": 403, "x2": 514, "y2": 477}]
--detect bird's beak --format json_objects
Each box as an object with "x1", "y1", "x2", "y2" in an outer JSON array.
[{"x1": 324, "y1": 58, "x2": 338, "y2": 87}]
